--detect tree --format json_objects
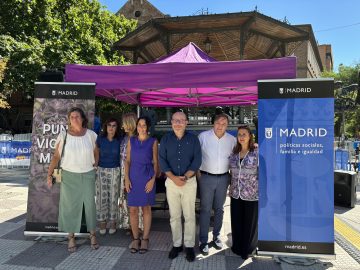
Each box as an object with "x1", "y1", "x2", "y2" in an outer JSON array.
[
  {"x1": 0, "y1": 57, "x2": 10, "y2": 108},
  {"x1": 322, "y1": 63, "x2": 360, "y2": 138},
  {"x1": 0, "y1": 0, "x2": 137, "y2": 98}
]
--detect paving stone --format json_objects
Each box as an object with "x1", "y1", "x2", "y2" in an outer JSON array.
[
  {"x1": 0, "y1": 265, "x2": 51, "y2": 270},
  {"x1": 0, "y1": 239, "x2": 34, "y2": 264},
  {"x1": 0, "y1": 211, "x2": 27, "y2": 225},
  {"x1": 5, "y1": 214, "x2": 27, "y2": 224},
  {"x1": 170, "y1": 254, "x2": 225, "y2": 270},
  {"x1": 113, "y1": 249, "x2": 171, "y2": 270},
  {"x1": 5, "y1": 242, "x2": 69, "y2": 268},
  {"x1": 147, "y1": 231, "x2": 173, "y2": 251},
  {"x1": 0, "y1": 200, "x2": 27, "y2": 209},
  {"x1": 55, "y1": 246, "x2": 125, "y2": 270},
  {"x1": 95, "y1": 229, "x2": 136, "y2": 247},
  {"x1": 0, "y1": 191, "x2": 23, "y2": 200},
  {"x1": 0, "y1": 222, "x2": 24, "y2": 238},
  {"x1": 226, "y1": 255, "x2": 282, "y2": 270}
]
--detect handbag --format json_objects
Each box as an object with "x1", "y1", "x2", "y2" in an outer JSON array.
[{"x1": 52, "y1": 132, "x2": 67, "y2": 183}]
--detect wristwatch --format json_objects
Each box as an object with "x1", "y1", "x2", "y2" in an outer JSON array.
[{"x1": 184, "y1": 175, "x2": 189, "y2": 181}]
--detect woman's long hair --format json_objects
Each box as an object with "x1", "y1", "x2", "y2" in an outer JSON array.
[
  {"x1": 101, "y1": 118, "x2": 121, "y2": 139},
  {"x1": 232, "y1": 125, "x2": 255, "y2": 154}
]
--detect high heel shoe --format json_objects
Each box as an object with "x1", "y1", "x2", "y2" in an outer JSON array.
[
  {"x1": 139, "y1": 238, "x2": 149, "y2": 254},
  {"x1": 130, "y1": 238, "x2": 140, "y2": 253}
]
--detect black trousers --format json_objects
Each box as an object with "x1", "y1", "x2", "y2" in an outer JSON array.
[{"x1": 230, "y1": 197, "x2": 258, "y2": 257}]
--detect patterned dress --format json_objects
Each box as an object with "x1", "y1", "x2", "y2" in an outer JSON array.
[{"x1": 118, "y1": 136, "x2": 144, "y2": 230}]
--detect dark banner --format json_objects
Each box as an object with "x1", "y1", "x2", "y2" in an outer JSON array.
[
  {"x1": 258, "y1": 79, "x2": 335, "y2": 256},
  {"x1": 25, "y1": 82, "x2": 95, "y2": 233}
]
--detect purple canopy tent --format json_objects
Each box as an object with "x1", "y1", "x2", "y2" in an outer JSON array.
[{"x1": 65, "y1": 43, "x2": 296, "y2": 107}]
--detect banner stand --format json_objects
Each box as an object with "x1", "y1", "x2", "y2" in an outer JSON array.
[
  {"x1": 258, "y1": 78, "x2": 335, "y2": 261},
  {"x1": 24, "y1": 82, "x2": 96, "y2": 237}
]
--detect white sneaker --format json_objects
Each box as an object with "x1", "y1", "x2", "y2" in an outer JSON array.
[
  {"x1": 109, "y1": 228, "x2": 116, "y2": 235},
  {"x1": 99, "y1": 229, "x2": 106, "y2": 235},
  {"x1": 211, "y1": 237, "x2": 223, "y2": 250},
  {"x1": 199, "y1": 243, "x2": 209, "y2": 255}
]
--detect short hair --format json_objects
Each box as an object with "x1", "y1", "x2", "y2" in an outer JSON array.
[
  {"x1": 101, "y1": 118, "x2": 121, "y2": 139},
  {"x1": 172, "y1": 111, "x2": 188, "y2": 121},
  {"x1": 214, "y1": 113, "x2": 229, "y2": 123},
  {"x1": 67, "y1": 107, "x2": 88, "y2": 128},
  {"x1": 122, "y1": 112, "x2": 137, "y2": 135},
  {"x1": 136, "y1": 116, "x2": 151, "y2": 133}
]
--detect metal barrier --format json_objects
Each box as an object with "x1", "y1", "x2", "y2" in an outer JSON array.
[{"x1": 0, "y1": 133, "x2": 31, "y2": 168}]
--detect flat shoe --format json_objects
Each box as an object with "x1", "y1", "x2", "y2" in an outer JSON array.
[
  {"x1": 99, "y1": 229, "x2": 106, "y2": 235},
  {"x1": 109, "y1": 228, "x2": 116, "y2": 235}
]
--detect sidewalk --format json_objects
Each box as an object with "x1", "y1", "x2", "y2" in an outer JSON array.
[{"x1": 0, "y1": 168, "x2": 359, "y2": 270}]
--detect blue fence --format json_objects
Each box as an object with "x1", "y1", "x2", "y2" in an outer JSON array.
[{"x1": 0, "y1": 140, "x2": 31, "y2": 168}]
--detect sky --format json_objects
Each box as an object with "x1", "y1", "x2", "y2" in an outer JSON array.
[{"x1": 98, "y1": 0, "x2": 360, "y2": 70}]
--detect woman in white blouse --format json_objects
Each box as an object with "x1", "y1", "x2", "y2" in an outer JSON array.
[{"x1": 47, "y1": 107, "x2": 99, "y2": 253}]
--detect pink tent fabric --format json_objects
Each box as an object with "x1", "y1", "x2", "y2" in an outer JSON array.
[{"x1": 65, "y1": 43, "x2": 297, "y2": 107}]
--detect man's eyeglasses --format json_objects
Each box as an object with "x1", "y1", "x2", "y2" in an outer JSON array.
[
  {"x1": 107, "y1": 124, "x2": 117, "y2": 128},
  {"x1": 171, "y1": 119, "x2": 187, "y2": 124}
]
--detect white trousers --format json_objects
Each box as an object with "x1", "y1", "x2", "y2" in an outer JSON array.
[{"x1": 165, "y1": 176, "x2": 197, "y2": 248}]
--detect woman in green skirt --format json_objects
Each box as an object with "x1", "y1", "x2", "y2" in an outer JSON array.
[{"x1": 47, "y1": 107, "x2": 99, "y2": 253}]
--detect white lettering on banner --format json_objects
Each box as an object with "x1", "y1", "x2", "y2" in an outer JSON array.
[
  {"x1": 10, "y1": 148, "x2": 30, "y2": 154},
  {"x1": 279, "y1": 128, "x2": 327, "y2": 137},
  {"x1": 43, "y1": 124, "x2": 67, "y2": 135},
  {"x1": 283, "y1": 88, "x2": 312, "y2": 94},
  {"x1": 39, "y1": 152, "x2": 51, "y2": 163},
  {"x1": 36, "y1": 138, "x2": 57, "y2": 149},
  {"x1": 57, "y1": 90, "x2": 78, "y2": 96}
]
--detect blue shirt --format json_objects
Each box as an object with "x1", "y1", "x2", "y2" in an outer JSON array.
[
  {"x1": 96, "y1": 136, "x2": 121, "y2": 168},
  {"x1": 159, "y1": 131, "x2": 202, "y2": 176}
]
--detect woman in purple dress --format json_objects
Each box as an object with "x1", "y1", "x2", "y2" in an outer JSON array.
[{"x1": 125, "y1": 116, "x2": 159, "y2": 254}]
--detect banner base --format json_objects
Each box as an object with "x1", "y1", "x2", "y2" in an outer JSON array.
[
  {"x1": 24, "y1": 231, "x2": 89, "y2": 238},
  {"x1": 258, "y1": 251, "x2": 336, "y2": 260}
]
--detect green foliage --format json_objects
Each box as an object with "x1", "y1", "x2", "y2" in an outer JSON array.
[
  {"x1": 95, "y1": 97, "x2": 135, "y2": 114},
  {"x1": 322, "y1": 63, "x2": 360, "y2": 138},
  {"x1": 0, "y1": 0, "x2": 137, "y2": 97}
]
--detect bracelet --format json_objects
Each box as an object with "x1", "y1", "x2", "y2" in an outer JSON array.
[{"x1": 184, "y1": 175, "x2": 189, "y2": 181}]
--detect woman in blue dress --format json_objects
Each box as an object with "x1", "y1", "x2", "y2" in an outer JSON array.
[{"x1": 125, "y1": 116, "x2": 159, "y2": 254}]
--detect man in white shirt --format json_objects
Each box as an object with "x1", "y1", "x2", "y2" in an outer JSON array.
[{"x1": 198, "y1": 113, "x2": 236, "y2": 255}]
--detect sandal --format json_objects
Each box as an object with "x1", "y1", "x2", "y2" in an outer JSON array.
[
  {"x1": 130, "y1": 238, "x2": 140, "y2": 253},
  {"x1": 89, "y1": 233, "x2": 99, "y2": 250},
  {"x1": 67, "y1": 234, "x2": 77, "y2": 253},
  {"x1": 139, "y1": 238, "x2": 149, "y2": 254}
]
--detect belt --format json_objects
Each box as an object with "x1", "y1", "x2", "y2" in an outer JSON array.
[{"x1": 200, "y1": 170, "x2": 229, "y2": 177}]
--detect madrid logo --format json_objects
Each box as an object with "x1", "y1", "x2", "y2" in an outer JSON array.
[{"x1": 265, "y1": 128, "x2": 273, "y2": 139}]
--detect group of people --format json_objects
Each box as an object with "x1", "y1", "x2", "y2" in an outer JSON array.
[{"x1": 47, "y1": 107, "x2": 259, "y2": 261}]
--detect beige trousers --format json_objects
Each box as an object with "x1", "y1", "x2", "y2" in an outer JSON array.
[{"x1": 165, "y1": 176, "x2": 197, "y2": 248}]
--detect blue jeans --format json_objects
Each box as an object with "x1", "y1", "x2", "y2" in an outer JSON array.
[{"x1": 199, "y1": 173, "x2": 230, "y2": 244}]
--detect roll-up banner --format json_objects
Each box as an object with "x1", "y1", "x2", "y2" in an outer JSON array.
[
  {"x1": 25, "y1": 82, "x2": 95, "y2": 235},
  {"x1": 258, "y1": 79, "x2": 335, "y2": 259}
]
